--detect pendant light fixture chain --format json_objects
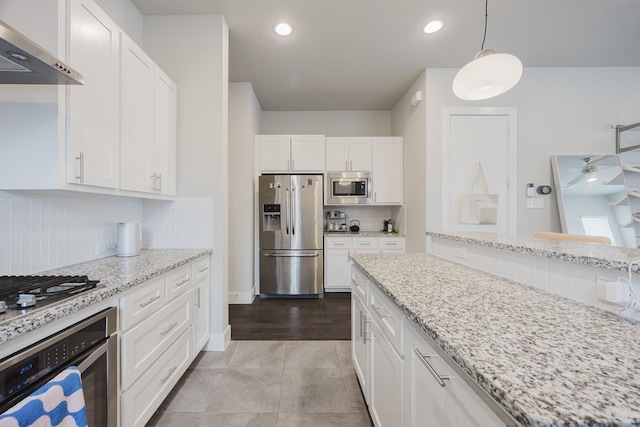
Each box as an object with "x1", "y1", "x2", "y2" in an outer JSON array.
[{"x1": 481, "y1": 0, "x2": 488, "y2": 51}]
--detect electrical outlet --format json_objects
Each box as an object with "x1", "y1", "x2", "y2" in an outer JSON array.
[
  {"x1": 453, "y1": 245, "x2": 467, "y2": 259},
  {"x1": 596, "y1": 276, "x2": 631, "y2": 304}
]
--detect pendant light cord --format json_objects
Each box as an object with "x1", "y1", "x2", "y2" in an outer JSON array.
[{"x1": 481, "y1": 0, "x2": 488, "y2": 51}]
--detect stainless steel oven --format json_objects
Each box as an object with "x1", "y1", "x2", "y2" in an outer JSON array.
[
  {"x1": 325, "y1": 172, "x2": 372, "y2": 205},
  {"x1": 0, "y1": 307, "x2": 117, "y2": 426}
]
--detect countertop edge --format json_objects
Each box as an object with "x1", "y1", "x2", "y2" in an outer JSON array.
[{"x1": 0, "y1": 249, "x2": 212, "y2": 345}]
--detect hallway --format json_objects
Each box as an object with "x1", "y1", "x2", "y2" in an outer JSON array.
[{"x1": 147, "y1": 340, "x2": 372, "y2": 426}]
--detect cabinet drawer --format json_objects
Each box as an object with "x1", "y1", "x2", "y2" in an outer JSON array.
[
  {"x1": 379, "y1": 237, "x2": 405, "y2": 252},
  {"x1": 119, "y1": 278, "x2": 165, "y2": 330},
  {"x1": 351, "y1": 265, "x2": 369, "y2": 303},
  {"x1": 121, "y1": 292, "x2": 191, "y2": 390},
  {"x1": 121, "y1": 328, "x2": 192, "y2": 427},
  {"x1": 192, "y1": 257, "x2": 211, "y2": 284},
  {"x1": 353, "y1": 237, "x2": 378, "y2": 250},
  {"x1": 325, "y1": 237, "x2": 353, "y2": 249},
  {"x1": 369, "y1": 284, "x2": 404, "y2": 356},
  {"x1": 165, "y1": 266, "x2": 192, "y2": 302}
]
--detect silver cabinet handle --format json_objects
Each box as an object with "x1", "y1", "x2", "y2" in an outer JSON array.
[
  {"x1": 150, "y1": 173, "x2": 157, "y2": 191},
  {"x1": 198, "y1": 266, "x2": 209, "y2": 273},
  {"x1": 264, "y1": 253, "x2": 319, "y2": 258},
  {"x1": 139, "y1": 295, "x2": 160, "y2": 308},
  {"x1": 415, "y1": 348, "x2": 449, "y2": 387},
  {"x1": 334, "y1": 243, "x2": 345, "y2": 246},
  {"x1": 175, "y1": 278, "x2": 189, "y2": 288},
  {"x1": 362, "y1": 313, "x2": 370, "y2": 343},
  {"x1": 160, "y1": 366, "x2": 177, "y2": 384},
  {"x1": 370, "y1": 304, "x2": 387, "y2": 319},
  {"x1": 195, "y1": 287, "x2": 201, "y2": 308},
  {"x1": 160, "y1": 322, "x2": 178, "y2": 336},
  {"x1": 157, "y1": 173, "x2": 162, "y2": 193},
  {"x1": 75, "y1": 152, "x2": 84, "y2": 183}
]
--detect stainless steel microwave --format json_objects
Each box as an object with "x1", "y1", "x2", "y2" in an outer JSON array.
[{"x1": 325, "y1": 172, "x2": 371, "y2": 205}]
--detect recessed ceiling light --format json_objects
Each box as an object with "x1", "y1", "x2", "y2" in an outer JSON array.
[
  {"x1": 423, "y1": 20, "x2": 444, "y2": 34},
  {"x1": 274, "y1": 23, "x2": 293, "y2": 36}
]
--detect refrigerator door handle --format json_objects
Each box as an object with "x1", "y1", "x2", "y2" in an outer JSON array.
[
  {"x1": 285, "y1": 188, "x2": 290, "y2": 235},
  {"x1": 263, "y1": 253, "x2": 319, "y2": 258},
  {"x1": 291, "y1": 187, "x2": 296, "y2": 236}
]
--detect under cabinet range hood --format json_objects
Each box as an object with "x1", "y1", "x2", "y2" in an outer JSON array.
[{"x1": 0, "y1": 19, "x2": 84, "y2": 85}]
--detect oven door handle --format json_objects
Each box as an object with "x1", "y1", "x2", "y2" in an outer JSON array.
[{"x1": 76, "y1": 340, "x2": 108, "y2": 374}]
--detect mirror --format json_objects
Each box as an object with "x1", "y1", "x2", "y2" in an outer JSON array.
[{"x1": 551, "y1": 154, "x2": 639, "y2": 248}]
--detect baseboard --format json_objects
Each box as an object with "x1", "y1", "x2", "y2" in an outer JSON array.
[
  {"x1": 228, "y1": 290, "x2": 255, "y2": 304},
  {"x1": 325, "y1": 287, "x2": 352, "y2": 293},
  {"x1": 203, "y1": 325, "x2": 231, "y2": 351}
]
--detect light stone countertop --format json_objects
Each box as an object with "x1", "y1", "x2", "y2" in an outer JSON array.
[
  {"x1": 427, "y1": 230, "x2": 640, "y2": 273},
  {"x1": 350, "y1": 252, "x2": 640, "y2": 427},
  {"x1": 324, "y1": 231, "x2": 405, "y2": 237},
  {"x1": 0, "y1": 249, "x2": 211, "y2": 344}
]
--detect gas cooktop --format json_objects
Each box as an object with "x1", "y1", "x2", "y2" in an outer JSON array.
[{"x1": 0, "y1": 275, "x2": 100, "y2": 321}]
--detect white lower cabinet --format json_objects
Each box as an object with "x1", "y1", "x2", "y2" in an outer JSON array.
[
  {"x1": 370, "y1": 320, "x2": 404, "y2": 427},
  {"x1": 403, "y1": 323, "x2": 507, "y2": 427},
  {"x1": 352, "y1": 292, "x2": 370, "y2": 403},
  {"x1": 119, "y1": 256, "x2": 211, "y2": 427},
  {"x1": 326, "y1": 236, "x2": 405, "y2": 291},
  {"x1": 121, "y1": 328, "x2": 192, "y2": 427},
  {"x1": 351, "y1": 263, "x2": 511, "y2": 427}
]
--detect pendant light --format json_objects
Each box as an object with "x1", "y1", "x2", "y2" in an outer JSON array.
[{"x1": 453, "y1": 0, "x2": 522, "y2": 101}]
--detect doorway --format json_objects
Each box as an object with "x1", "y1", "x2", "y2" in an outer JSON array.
[{"x1": 441, "y1": 108, "x2": 518, "y2": 235}]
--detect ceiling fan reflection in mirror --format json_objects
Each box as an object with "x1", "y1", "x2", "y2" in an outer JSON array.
[{"x1": 564, "y1": 155, "x2": 614, "y2": 188}]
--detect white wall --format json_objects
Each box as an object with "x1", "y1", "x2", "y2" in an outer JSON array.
[
  {"x1": 261, "y1": 110, "x2": 392, "y2": 136},
  {"x1": 391, "y1": 71, "x2": 427, "y2": 253},
  {"x1": 424, "y1": 67, "x2": 640, "y2": 237},
  {"x1": 143, "y1": 15, "x2": 230, "y2": 351},
  {"x1": 228, "y1": 83, "x2": 262, "y2": 303}
]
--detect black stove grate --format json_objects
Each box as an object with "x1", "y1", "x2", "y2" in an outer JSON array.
[{"x1": 0, "y1": 276, "x2": 100, "y2": 306}]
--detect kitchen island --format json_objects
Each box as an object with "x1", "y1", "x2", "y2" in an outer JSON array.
[{"x1": 350, "y1": 251, "x2": 640, "y2": 427}]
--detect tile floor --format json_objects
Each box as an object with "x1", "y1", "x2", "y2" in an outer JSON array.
[{"x1": 147, "y1": 340, "x2": 373, "y2": 427}]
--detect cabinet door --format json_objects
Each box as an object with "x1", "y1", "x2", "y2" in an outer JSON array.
[
  {"x1": 348, "y1": 137, "x2": 373, "y2": 171},
  {"x1": 325, "y1": 137, "x2": 349, "y2": 171},
  {"x1": 370, "y1": 321, "x2": 403, "y2": 427},
  {"x1": 259, "y1": 135, "x2": 291, "y2": 171},
  {"x1": 372, "y1": 137, "x2": 403, "y2": 204},
  {"x1": 404, "y1": 326, "x2": 506, "y2": 427},
  {"x1": 291, "y1": 135, "x2": 325, "y2": 171},
  {"x1": 325, "y1": 249, "x2": 351, "y2": 290},
  {"x1": 119, "y1": 34, "x2": 154, "y2": 193},
  {"x1": 67, "y1": 0, "x2": 120, "y2": 189},
  {"x1": 153, "y1": 68, "x2": 177, "y2": 195},
  {"x1": 193, "y1": 279, "x2": 210, "y2": 354},
  {"x1": 352, "y1": 294, "x2": 370, "y2": 404}
]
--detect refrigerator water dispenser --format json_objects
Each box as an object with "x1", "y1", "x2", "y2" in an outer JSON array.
[{"x1": 263, "y1": 204, "x2": 281, "y2": 231}]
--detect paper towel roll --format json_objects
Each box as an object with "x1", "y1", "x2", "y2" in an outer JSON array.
[{"x1": 117, "y1": 222, "x2": 141, "y2": 257}]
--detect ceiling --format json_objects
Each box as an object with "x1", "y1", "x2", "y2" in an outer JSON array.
[{"x1": 130, "y1": 0, "x2": 640, "y2": 111}]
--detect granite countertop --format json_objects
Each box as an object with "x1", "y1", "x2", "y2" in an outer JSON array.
[
  {"x1": 0, "y1": 249, "x2": 211, "y2": 344},
  {"x1": 324, "y1": 231, "x2": 405, "y2": 237},
  {"x1": 350, "y1": 252, "x2": 640, "y2": 427},
  {"x1": 427, "y1": 230, "x2": 640, "y2": 273}
]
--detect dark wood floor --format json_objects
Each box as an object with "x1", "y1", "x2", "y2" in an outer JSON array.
[{"x1": 229, "y1": 292, "x2": 351, "y2": 340}]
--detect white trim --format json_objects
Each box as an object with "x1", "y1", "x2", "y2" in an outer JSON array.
[
  {"x1": 203, "y1": 325, "x2": 231, "y2": 351},
  {"x1": 325, "y1": 287, "x2": 351, "y2": 293},
  {"x1": 228, "y1": 291, "x2": 256, "y2": 304},
  {"x1": 441, "y1": 107, "x2": 518, "y2": 236}
]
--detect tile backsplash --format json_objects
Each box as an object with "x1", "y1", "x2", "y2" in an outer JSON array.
[
  {"x1": 0, "y1": 192, "x2": 215, "y2": 276},
  {"x1": 0, "y1": 191, "x2": 143, "y2": 275}
]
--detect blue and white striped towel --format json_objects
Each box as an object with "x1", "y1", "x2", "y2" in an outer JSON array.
[{"x1": 0, "y1": 366, "x2": 88, "y2": 427}]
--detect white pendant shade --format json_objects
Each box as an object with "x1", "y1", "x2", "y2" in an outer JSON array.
[{"x1": 453, "y1": 49, "x2": 523, "y2": 101}]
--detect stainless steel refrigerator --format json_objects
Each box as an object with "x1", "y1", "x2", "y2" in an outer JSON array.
[{"x1": 259, "y1": 174, "x2": 324, "y2": 297}]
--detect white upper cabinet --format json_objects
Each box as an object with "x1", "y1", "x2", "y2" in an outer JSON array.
[
  {"x1": 258, "y1": 135, "x2": 325, "y2": 172},
  {"x1": 120, "y1": 34, "x2": 154, "y2": 193},
  {"x1": 325, "y1": 137, "x2": 372, "y2": 172},
  {"x1": 67, "y1": 0, "x2": 120, "y2": 189},
  {"x1": 372, "y1": 137, "x2": 403, "y2": 204},
  {"x1": 152, "y1": 68, "x2": 177, "y2": 196}
]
